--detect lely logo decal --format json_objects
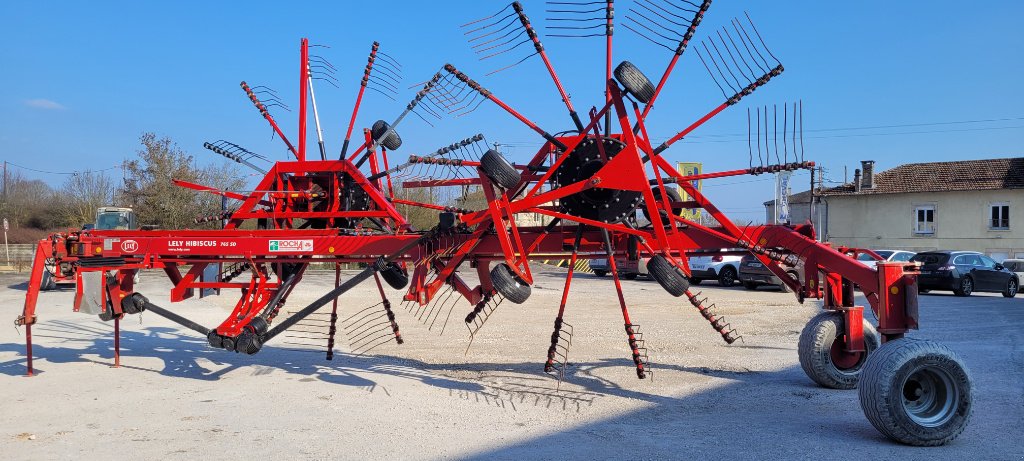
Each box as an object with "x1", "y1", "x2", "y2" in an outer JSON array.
[{"x1": 120, "y1": 240, "x2": 139, "y2": 253}]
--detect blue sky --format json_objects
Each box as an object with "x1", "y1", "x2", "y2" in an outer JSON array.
[{"x1": 1, "y1": 0, "x2": 1021, "y2": 220}]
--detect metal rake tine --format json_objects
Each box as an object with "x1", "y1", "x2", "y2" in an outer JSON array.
[
  {"x1": 731, "y1": 18, "x2": 769, "y2": 73},
  {"x1": 621, "y1": 18, "x2": 675, "y2": 52},
  {"x1": 348, "y1": 323, "x2": 392, "y2": 347},
  {"x1": 351, "y1": 335, "x2": 396, "y2": 356},
  {"x1": 628, "y1": 5, "x2": 684, "y2": 38},
  {"x1": 707, "y1": 36, "x2": 743, "y2": 90},
  {"x1": 341, "y1": 303, "x2": 383, "y2": 324},
  {"x1": 366, "y1": 86, "x2": 398, "y2": 101}
]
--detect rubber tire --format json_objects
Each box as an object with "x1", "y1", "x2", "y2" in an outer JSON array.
[
  {"x1": 593, "y1": 270, "x2": 607, "y2": 277},
  {"x1": 717, "y1": 266, "x2": 738, "y2": 287},
  {"x1": 621, "y1": 273, "x2": 638, "y2": 281},
  {"x1": 688, "y1": 277, "x2": 703, "y2": 286},
  {"x1": 742, "y1": 281, "x2": 759, "y2": 291},
  {"x1": 490, "y1": 263, "x2": 531, "y2": 304},
  {"x1": 613, "y1": 61, "x2": 656, "y2": 104},
  {"x1": 858, "y1": 338, "x2": 972, "y2": 446},
  {"x1": 798, "y1": 311, "x2": 881, "y2": 389},
  {"x1": 953, "y1": 277, "x2": 973, "y2": 297},
  {"x1": 479, "y1": 149, "x2": 521, "y2": 190},
  {"x1": 641, "y1": 186, "x2": 683, "y2": 224},
  {"x1": 647, "y1": 255, "x2": 689, "y2": 297},
  {"x1": 1003, "y1": 278, "x2": 1018, "y2": 298},
  {"x1": 380, "y1": 262, "x2": 409, "y2": 290},
  {"x1": 371, "y1": 120, "x2": 402, "y2": 151}
]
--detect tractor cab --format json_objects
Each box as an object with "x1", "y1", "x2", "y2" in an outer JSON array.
[{"x1": 94, "y1": 207, "x2": 137, "y2": 230}]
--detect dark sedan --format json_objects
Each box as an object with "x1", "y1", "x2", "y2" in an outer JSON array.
[{"x1": 912, "y1": 251, "x2": 1018, "y2": 297}]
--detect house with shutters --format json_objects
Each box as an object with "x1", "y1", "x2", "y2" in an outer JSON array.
[{"x1": 815, "y1": 158, "x2": 1024, "y2": 261}]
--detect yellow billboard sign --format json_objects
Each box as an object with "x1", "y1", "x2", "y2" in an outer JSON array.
[{"x1": 675, "y1": 162, "x2": 702, "y2": 222}]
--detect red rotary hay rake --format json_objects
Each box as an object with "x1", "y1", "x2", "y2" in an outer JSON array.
[{"x1": 17, "y1": 0, "x2": 971, "y2": 446}]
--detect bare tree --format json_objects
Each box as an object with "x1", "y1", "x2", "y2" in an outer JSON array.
[{"x1": 58, "y1": 170, "x2": 114, "y2": 226}]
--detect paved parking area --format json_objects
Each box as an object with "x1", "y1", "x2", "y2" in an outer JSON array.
[{"x1": 1, "y1": 268, "x2": 1021, "y2": 460}]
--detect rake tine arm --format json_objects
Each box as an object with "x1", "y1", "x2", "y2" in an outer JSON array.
[
  {"x1": 639, "y1": 0, "x2": 711, "y2": 121},
  {"x1": 240, "y1": 81, "x2": 298, "y2": 160},
  {"x1": 512, "y1": 2, "x2": 584, "y2": 131},
  {"x1": 341, "y1": 41, "x2": 379, "y2": 158}
]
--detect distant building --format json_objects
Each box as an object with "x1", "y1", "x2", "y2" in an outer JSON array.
[
  {"x1": 763, "y1": 189, "x2": 826, "y2": 236},
  {"x1": 816, "y1": 158, "x2": 1024, "y2": 261}
]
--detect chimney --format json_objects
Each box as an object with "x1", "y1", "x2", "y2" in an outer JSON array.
[
  {"x1": 861, "y1": 160, "x2": 875, "y2": 189},
  {"x1": 853, "y1": 169, "x2": 862, "y2": 192}
]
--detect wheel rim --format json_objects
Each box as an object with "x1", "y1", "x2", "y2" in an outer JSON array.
[
  {"x1": 1009, "y1": 280, "x2": 1018, "y2": 296},
  {"x1": 961, "y1": 278, "x2": 972, "y2": 294},
  {"x1": 829, "y1": 338, "x2": 864, "y2": 372},
  {"x1": 721, "y1": 269, "x2": 735, "y2": 285},
  {"x1": 900, "y1": 366, "x2": 959, "y2": 427}
]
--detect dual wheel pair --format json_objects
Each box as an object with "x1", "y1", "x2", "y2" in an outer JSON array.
[{"x1": 798, "y1": 311, "x2": 972, "y2": 446}]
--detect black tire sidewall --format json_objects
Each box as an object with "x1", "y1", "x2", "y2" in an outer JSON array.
[{"x1": 718, "y1": 266, "x2": 737, "y2": 286}]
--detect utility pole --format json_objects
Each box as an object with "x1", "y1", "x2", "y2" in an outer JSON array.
[{"x1": 2, "y1": 160, "x2": 7, "y2": 200}]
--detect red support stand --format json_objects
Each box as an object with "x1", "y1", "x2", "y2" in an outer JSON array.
[
  {"x1": 25, "y1": 323, "x2": 34, "y2": 377},
  {"x1": 113, "y1": 317, "x2": 121, "y2": 368}
]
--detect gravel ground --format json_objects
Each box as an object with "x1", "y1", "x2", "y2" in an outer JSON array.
[{"x1": 1, "y1": 266, "x2": 1021, "y2": 460}]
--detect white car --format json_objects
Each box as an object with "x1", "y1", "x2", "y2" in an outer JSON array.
[
  {"x1": 856, "y1": 250, "x2": 916, "y2": 269},
  {"x1": 688, "y1": 254, "x2": 743, "y2": 286},
  {"x1": 1002, "y1": 259, "x2": 1024, "y2": 280}
]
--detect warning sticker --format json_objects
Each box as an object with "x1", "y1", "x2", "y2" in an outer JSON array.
[{"x1": 269, "y1": 239, "x2": 314, "y2": 252}]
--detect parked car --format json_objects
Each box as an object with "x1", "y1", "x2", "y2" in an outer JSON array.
[
  {"x1": 688, "y1": 253, "x2": 743, "y2": 286},
  {"x1": 912, "y1": 251, "x2": 1018, "y2": 297},
  {"x1": 1003, "y1": 259, "x2": 1024, "y2": 280},
  {"x1": 590, "y1": 258, "x2": 609, "y2": 277},
  {"x1": 855, "y1": 250, "x2": 916, "y2": 269},
  {"x1": 738, "y1": 254, "x2": 794, "y2": 291}
]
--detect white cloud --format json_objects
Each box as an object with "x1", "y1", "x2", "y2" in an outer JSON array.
[{"x1": 24, "y1": 98, "x2": 66, "y2": 110}]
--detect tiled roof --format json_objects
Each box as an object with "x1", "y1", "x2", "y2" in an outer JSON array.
[
  {"x1": 763, "y1": 189, "x2": 814, "y2": 206},
  {"x1": 821, "y1": 157, "x2": 1024, "y2": 196}
]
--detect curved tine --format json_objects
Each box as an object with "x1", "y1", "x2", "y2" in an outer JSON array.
[
  {"x1": 250, "y1": 85, "x2": 280, "y2": 96},
  {"x1": 372, "y1": 65, "x2": 403, "y2": 84},
  {"x1": 463, "y1": 11, "x2": 517, "y2": 37},
  {"x1": 755, "y1": 106, "x2": 763, "y2": 166},
  {"x1": 702, "y1": 40, "x2": 739, "y2": 92},
  {"x1": 664, "y1": 0, "x2": 699, "y2": 13},
  {"x1": 546, "y1": 32, "x2": 608, "y2": 38},
  {"x1": 731, "y1": 19, "x2": 769, "y2": 73},
  {"x1": 471, "y1": 21, "x2": 526, "y2": 49},
  {"x1": 309, "y1": 56, "x2": 338, "y2": 71},
  {"x1": 417, "y1": 99, "x2": 444, "y2": 119},
  {"x1": 621, "y1": 21, "x2": 675, "y2": 51},
  {"x1": 475, "y1": 29, "x2": 527, "y2": 54},
  {"x1": 546, "y1": 6, "x2": 605, "y2": 13},
  {"x1": 485, "y1": 51, "x2": 537, "y2": 75},
  {"x1": 744, "y1": 12, "x2": 781, "y2": 65},
  {"x1": 799, "y1": 100, "x2": 805, "y2": 162},
  {"x1": 708, "y1": 35, "x2": 744, "y2": 88},
  {"x1": 635, "y1": 0, "x2": 688, "y2": 28},
  {"x1": 369, "y1": 74, "x2": 401, "y2": 92},
  {"x1": 450, "y1": 89, "x2": 481, "y2": 113},
  {"x1": 454, "y1": 96, "x2": 488, "y2": 118},
  {"x1": 466, "y1": 15, "x2": 520, "y2": 42},
  {"x1": 461, "y1": 3, "x2": 513, "y2": 28},
  {"x1": 694, "y1": 48, "x2": 728, "y2": 98},
  {"x1": 264, "y1": 102, "x2": 294, "y2": 111},
  {"x1": 410, "y1": 106, "x2": 438, "y2": 127},
  {"x1": 628, "y1": 7, "x2": 685, "y2": 38},
  {"x1": 376, "y1": 51, "x2": 403, "y2": 69},
  {"x1": 309, "y1": 64, "x2": 338, "y2": 76},
  {"x1": 367, "y1": 82, "x2": 398, "y2": 96},
  {"x1": 366, "y1": 86, "x2": 398, "y2": 101},
  {"x1": 773, "y1": 103, "x2": 780, "y2": 164},
  {"x1": 717, "y1": 29, "x2": 754, "y2": 81},
  {"x1": 546, "y1": 17, "x2": 605, "y2": 23},
  {"x1": 312, "y1": 77, "x2": 340, "y2": 89},
  {"x1": 623, "y1": 16, "x2": 679, "y2": 49},
  {"x1": 311, "y1": 70, "x2": 341, "y2": 83}
]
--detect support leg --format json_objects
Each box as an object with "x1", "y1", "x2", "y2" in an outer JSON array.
[
  {"x1": 602, "y1": 229, "x2": 647, "y2": 379},
  {"x1": 113, "y1": 316, "x2": 121, "y2": 368},
  {"x1": 326, "y1": 263, "x2": 340, "y2": 360},
  {"x1": 25, "y1": 323, "x2": 33, "y2": 377}
]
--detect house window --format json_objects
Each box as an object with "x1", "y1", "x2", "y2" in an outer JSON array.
[
  {"x1": 990, "y1": 203, "x2": 1010, "y2": 230},
  {"x1": 914, "y1": 205, "x2": 935, "y2": 235}
]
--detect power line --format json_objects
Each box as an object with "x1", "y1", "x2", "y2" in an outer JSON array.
[{"x1": 5, "y1": 161, "x2": 122, "y2": 176}]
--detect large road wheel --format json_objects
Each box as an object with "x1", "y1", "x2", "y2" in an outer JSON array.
[
  {"x1": 480, "y1": 149, "x2": 521, "y2": 190},
  {"x1": 1003, "y1": 277, "x2": 1018, "y2": 298},
  {"x1": 613, "y1": 61, "x2": 655, "y2": 104},
  {"x1": 39, "y1": 266, "x2": 56, "y2": 291},
  {"x1": 371, "y1": 120, "x2": 402, "y2": 150},
  {"x1": 490, "y1": 263, "x2": 531, "y2": 304},
  {"x1": 798, "y1": 311, "x2": 880, "y2": 389},
  {"x1": 646, "y1": 255, "x2": 689, "y2": 297},
  {"x1": 858, "y1": 338, "x2": 972, "y2": 446},
  {"x1": 379, "y1": 262, "x2": 409, "y2": 290}
]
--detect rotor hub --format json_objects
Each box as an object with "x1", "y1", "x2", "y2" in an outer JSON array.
[{"x1": 554, "y1": 137, "x2": 641, "y2": 223}]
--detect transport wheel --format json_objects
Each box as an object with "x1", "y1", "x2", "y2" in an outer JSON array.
[
  {"x1": 371, "y1": 119, "x2": 402, "y2": 150},
  {"x1": 479, "y1": 149, "x2": 521, "y2": 190},
  {"x1": 646, "y1": 255, "x2": 689, "y2": 297},
  {"x1": 798, "y1": 311, "x2": 880, "y2": 389},
  {"x1": 1003, "y1": 278, "x2": 1018, "y2": 298},
  {"x1": 490, "y1": 263, "x2": 531, "y2": 304},
  {"x1": 641, "y1": 186, "x2": 683, "y2": 224},
  {"x1": 859, "y1": 338, "x2": 972, "y2": 446},
  {"x1": 379, "y1": 262, "x2": 409, "y2": 290},
  {"x1": 593, "y1": 270, "x2": 607, "y2": 277},
  {"x1": 742, "y1": 281, "x2": 758, "y2": 290},
  {"x1": 953, "y1": 277, "x2": 972, "y2": 297},
  {"x1": 613, "y1": 61, "x2": 656, "y2": 104},
  {"x1": 717, "y1": 266, "x2": 738, "y2": 287}
]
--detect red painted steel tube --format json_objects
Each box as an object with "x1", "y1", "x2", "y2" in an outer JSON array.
[
  {"x1": 341, "y1": 42, "x2": 378, "y2": 158},
  {"x1": 639, "y1": 0, "x2": 711, "y2": 121},
  {"x1": 653, "y1": 102, "x2": 728, "y2": 154},
  {"x1": 298, "y1": 38, "x2": 309, "y2": 162},
  {"x1": 512, "y1": 2, "x2": 582, "y2": 130},
  {"x1": 240, "y1": 82, "x2": 298, "y2": 158},
  {"x1": 114, "y1": 317, "x2": 121, "y2": 368}
]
